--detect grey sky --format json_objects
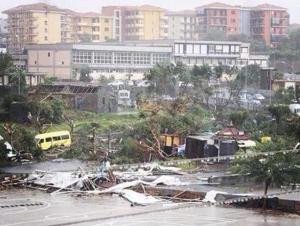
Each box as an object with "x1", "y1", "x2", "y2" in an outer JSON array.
[{"x1": 0, "y1": 0, "x2": 299, "y2": 23}]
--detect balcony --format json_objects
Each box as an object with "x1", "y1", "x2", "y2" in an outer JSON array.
[
  {"x1": 126, "y1": 14, "x2": 144, "y2": 19},
  {"x1": 160, "y1": 24, "x2": 168, "y2": 29}
]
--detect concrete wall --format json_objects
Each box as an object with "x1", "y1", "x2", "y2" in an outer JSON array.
[{"x1": 27, "y1": 49, "x2": 72, "y2": 79}]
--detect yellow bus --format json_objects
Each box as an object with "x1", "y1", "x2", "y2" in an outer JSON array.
[{"x1": 35, "y1": 131, "x2": 71, "y2": 150}]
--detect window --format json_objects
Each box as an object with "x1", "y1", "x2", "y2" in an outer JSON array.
[
  {"x1": 39, "y1": 139, "x2": 44, "y2": 144},
  {"x1": 94, "y1": 52, "x2": 112, "y2": 64},
  {"x1": 61, "y1": 135, "x2": 70, "y2": 140},
  {"x1": 105, "y1": 19, "x2": 109, "y2": 23},
  {"x1": 152, "y1": 53, "x2": 170, "y2": 65},
  {"x1": 72, "y1": 51, "x2": 92, "y2": 64},
  {"x1": 53, "y1": 136, "x2": 61, "y2": 141},
  {"x1": 44, "y1": 20, "x2": 48, "y2": 25},
  {"x1": 48, "y1": 52, "x2": 51, "y2": 57},
  {"x1": 45, "y1": 138, "x2": 52, "y2": 142},
  {"x1": 223, "y1": 45, "x2": 229, "y2": 54},
  {"x1": 132, "y1": 52, "x2": 150, "y2": 65},
  {"x1": 114, "y1": 52, "x2": 132, "y2": 64},
  {"x1": 186, "y1": 44, "x2": 193, "y2": 54},
  {"x1": 194, "y1": 45, "x2": 200, "y2": 54},
  {"x1": 44, "y1": 36, "x2": 48, "y2": 41},
  {"x1": 62, "y1": 61, "x2": 64, "y2": 65},
  {"x1": 208, "y1": 45, "x2": 215, "y2": 54},
  {"x1": 45, "y1": 28, "x2": 48, "y2": 33},
  {"x1": 200, "y1": 45, "x2": 207, "y2": 54},
  {"x1": 215, "y1": 45, "x2": 223, "y2": 54},
  {"x1": 34, "y1": 61, "x2": 37, "y2": 65},
  {"x1": 105, "y1": 27, "x2": 109, "y2": 32},
  {"x1": 241, "y1": 47, "x2": 248, "y2": 53}
]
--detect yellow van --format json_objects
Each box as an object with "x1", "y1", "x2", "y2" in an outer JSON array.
[{"x1": 35, "y1": 131, "x2": 71, "y2": 150}]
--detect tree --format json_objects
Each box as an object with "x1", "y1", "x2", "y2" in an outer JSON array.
[
  {"x1": 0, "y1": 53, "x2": 13, "y2": 83},
  {"x1": 28, "y1": 100, "x2": 65, "y2": 133},
  {"x1": 238, "y1": 64, "x2": 264, "y2": 89},
  {"x1": 8, "y1": 67, "x2": 26, "y2": 94},
  {"x1": 79, "y1": 67, "x2": 92, "y2": 82},
  {"x1": 273, "y1": 87, "x2": 295, "y2": 104},
  {"x1": 145, "y1": 63, "x2": 178, "y2": 97},
  {"x1": 190, "y1": 64, "x2": 213, "y2": 107},
  {"x1": 231, "y1": 141, "x2": 300, "y2": 208},
  {"x1": 228, "y1": 111, "x2": 249, "y2": 128},
  {"x1": 0, "y1": 53, "x2": 26, "y2": 94}
]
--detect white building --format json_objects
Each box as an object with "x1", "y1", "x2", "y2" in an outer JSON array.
[
  {"x1": 26, "y1": 40, "x2": 269, "y2": 80},
  {"x1": 173, "y1": 40, "x2": 269, "y2": 68}
]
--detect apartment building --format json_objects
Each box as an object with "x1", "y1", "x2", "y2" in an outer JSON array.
[
  {"x1": 3, "y1": 3, "x2": 68, "y2": 53},
  {"x1": 250, "y1": 4, "x2": 289, "y2": 47},
  {"x1": 101, "y1": 5, "x2": 168, "y2": 41},
  {"x1": 101, "y1": 6, "x2": 123, "y2": 41},
  {"x1": 3, "y1": 3, "x2": 114, "y2": 53},
  {"x1": 70, "y1": 12, "x2": 113, "y2": 43},
  {"x1": 194, "y1": 2, "x2": 289, "y2": 46},
  {"x1": 167, "y1": 10, "x2": 198, "y2": 40},
  {"x1": 196, "y1": 2, "x2": 241, "y2": 36}
]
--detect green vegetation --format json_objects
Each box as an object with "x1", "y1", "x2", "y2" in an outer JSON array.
[{"x1": 231, "y1": 141, "x2": 300, "y2": 205}]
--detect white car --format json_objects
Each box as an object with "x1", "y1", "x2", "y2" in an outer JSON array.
[
  {"x1": 254, "y1": 93, "x2": 265, "y2": 100},
  {"x1": 108, "y1": 80, "x2": 124, "y2": 86},
  {"x1": 136, "y1": 80, "x2": 151, "y2": 87},
  {"x1": 178, "y1": 81, "x2": 193, "y2": 87}
]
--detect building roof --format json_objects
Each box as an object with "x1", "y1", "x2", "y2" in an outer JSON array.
[
  {"x1": 73, "y1": 12, "x2": 102, "y2": 17},
  {"x1": 166, "y1": 10, "x2": 196, "y2": 16},
  {"x1": 196, "y1": 2, "x2": 235, "y2": 9},
  {"x1": 215, "y1": 125, "x2": 250, "y2": 140},
  {"x1": 3, "y1": 3, "x2": 65, "y2": 14},
  {"x1": 125, "y1": 5, "x2": 166, "y2": 11},
  {"x1": 253, "y1": 3, "x2": 287, "y2": 11}
]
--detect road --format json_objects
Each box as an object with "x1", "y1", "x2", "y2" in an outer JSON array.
[{"x1": 0, "y1": 189, "x2": 299, "y2": 226}]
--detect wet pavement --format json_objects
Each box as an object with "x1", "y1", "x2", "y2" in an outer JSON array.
[
  {"x1": 0, "y1": 188, "x2": 299, "y2": 226},
  {"x1": 0, "y1": 159, "x2": 87, "y2": 174}
]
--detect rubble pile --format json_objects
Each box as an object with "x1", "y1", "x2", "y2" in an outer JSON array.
[{"x1": 1, "y1": 161, "x2": 197, "y2": 206}]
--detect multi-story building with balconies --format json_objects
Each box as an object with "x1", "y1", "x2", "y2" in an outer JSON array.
[
  {"x1": 250, "y1": 4, "x2": 289, "y2": 47},
  {"x1": 3, "y1": 3, "x2": 68, "y2": 53},
  {"x1": 167, "y1": 10, "x2": 198, "y2": 40},
  {"x1": 69, "y1": 12, "x2": 113, "y2": 43},
  {"x1": 196, "y1": 2, "x2": 241, "y2": 37},
  {"x1": 101, "y1": 5, "x2": 168, "y2": 41},
  {"x1": 3, "y1": 3, "x2": 115, "y2": 53}
]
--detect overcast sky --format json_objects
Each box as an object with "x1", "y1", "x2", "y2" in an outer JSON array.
[{"x1": 1, "y1": 0, "x2": 299, "y2": 23}]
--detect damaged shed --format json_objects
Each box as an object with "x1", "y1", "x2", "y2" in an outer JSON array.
[{"x1": 30, "y1": 82, "x2": 118, "y2": 113}]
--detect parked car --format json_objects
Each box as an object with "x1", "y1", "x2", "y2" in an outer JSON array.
[
  {"x1": 136, "y1": 80, "x2": 151, "y2": 87},
  {"x1": 253, "y1": 93, "x2": 265, "y2": 100},
  {"x1": 108, "y1": 80, "x2": 125, "y2": 90}
]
